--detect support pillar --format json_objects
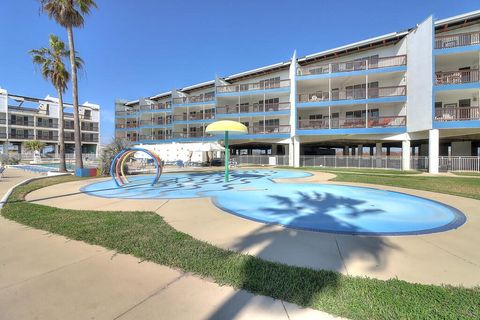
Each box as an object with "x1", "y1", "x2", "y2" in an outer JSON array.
[
  {"x1": 358, "y1": 144, "x2": 363, "y2": 157},
  {"x1": 271, "y1": 144, "x2": 277, "y2": 155},
  {"x1": 402, "y1": 140, "x2": 411, "y2": 171},
  {"x1": 293, "y1": 136, "x2": 300, "y2": 168},
  {"x1": 429, "y1": 129, "x2": 439, "y2": 174},
  {"x1": 375, "y1": 142, "x2": 382, "y2": 168},
  {"x1": 288, "y1": 140, "x2": 294, "y2": 167}
]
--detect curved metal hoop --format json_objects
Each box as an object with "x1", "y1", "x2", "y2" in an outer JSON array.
[{"x1": 110, "y1": 148, "x2": 163, "y2": 187}]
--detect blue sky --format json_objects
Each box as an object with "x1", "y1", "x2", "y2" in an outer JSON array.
[{"x1": 1, "y1": 0, "x2": 479, "y2": 143}]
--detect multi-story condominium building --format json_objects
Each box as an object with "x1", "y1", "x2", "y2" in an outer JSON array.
[
  {"x1": 0, "y1": 88, "x2": 100, "y2": 155},
  {"x1": 115, "y1": 10, "x2": 480, "y2": 173}
]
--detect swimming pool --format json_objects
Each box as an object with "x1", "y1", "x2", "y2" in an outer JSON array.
[{"x1": 81, "y1": 169, "x2": 466, "y2": 236}]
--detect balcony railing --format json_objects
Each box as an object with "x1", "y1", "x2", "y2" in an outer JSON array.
[
  {"x1": 0, "y1": 119, "x2": 6, "y2": 125},
  {"x1": 9, "y1": 133, "x2": 35, "y2": 139},
  {"x1": 139, "y1": 119, "x2": 172, "y2": 126},
  {"x1": 81, "y1": 123, "x2": 99, "y2": 131},
  {"x1": 247, "y1": 125, "x2": 291, "y2": 134},
  {"x1": 115, "y1": 123, "x2": 138, "y2": 129},
  {"x1": 216, "y1": 102, "x2": 290, "y2": 114},
  {"x1": 9, "y1": 120, "x2": 35, "y2": 126},
  {"x1": 435, "y1": 31, "x2": 480, "y2": 49},
  {"x1": 298, "y1": 116, "x2": 406, "y2": 129},
  {"x1": 172, "y1": 95, "x2": 215, "y2": 104},
  {"x1": 37, "y1": 122, "x2": 57, "y2": 128},
  {"x1": 297, "y1": 55, "x2": 407, "y2": 76},
  {"x1": 173, "y1": 113, "x2": 215, "y2": 121},
  {"x1": 172, "y1": 132, "x2": 214, "y2": 138},
  {"x1": 37, "y1": 134, "x2": 59, "y2": 141},
  {"x1": 139, "y1": 102, "x2": 172, "y2": 111},
  {"x1": 115, "y1": 110, "x2": 139, "y2": 116},
  {"x1": 81, "y1": 136, "x2": 99, "y2": 142},
  {"x1": 435, "y1": 107, "x2": 480, "y2": 121},
  {"x1": 435, "y1": 70, "x2": 479, "y2": 85},
  {"x1": 298, "y1": 85, "x2": 406, "y2": 102},
  {"x1": 216, "y1": 79, "x2": 290, "y2": 93},
  {"x1": 139, "y1": 134, "x2": 172, "y2": 141}
]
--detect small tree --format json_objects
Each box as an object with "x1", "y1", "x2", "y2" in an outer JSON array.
[
  {"x1": 23, "y1": 140, "x2": 46, "y2": 153},
  {"x1": 98, "y1": 138, "x2": 132, "y2": 176}
]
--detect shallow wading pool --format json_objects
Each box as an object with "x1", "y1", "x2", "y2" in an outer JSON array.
[{"x1": 81, "y1": 169, "x2": 466, "y2": 236}]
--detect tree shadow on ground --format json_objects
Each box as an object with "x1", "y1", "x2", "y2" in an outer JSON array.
[{"x1": 206, "y1": 189, "x2": 401, "y2": 319}]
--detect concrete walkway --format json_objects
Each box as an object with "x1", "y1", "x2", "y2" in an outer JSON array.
[
  {"x1": 26, "y1": 169, "x2": 480, "y2": 288},
  {"x1": 0, "y1": 168, "x2": 342, "y2": 320}
]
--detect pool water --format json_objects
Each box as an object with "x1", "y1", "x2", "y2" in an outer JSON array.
[{"x1": 81, "y1": 169, "x2": 466, "y2": 236}]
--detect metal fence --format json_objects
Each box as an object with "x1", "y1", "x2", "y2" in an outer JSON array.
[
  {"x1": 231, "y1": 155, "x2": 289, "y2": 166},
  {"x1": 226, "y1": 155, "x2": 480, "y2": 172},
  {"x1": 439, "y1": 156, "x2": 480, "y2": 172}
]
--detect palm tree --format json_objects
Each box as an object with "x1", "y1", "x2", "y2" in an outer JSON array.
[
  {"x1": 29, "y1": 34, "x2": 83, "y2": 172},
  {"x1": 40, "y1": 0, "x2": 97, "y2": 170}
]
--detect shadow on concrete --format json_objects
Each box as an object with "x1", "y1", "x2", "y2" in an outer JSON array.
[{"x1": 206, "y1": 190, "x2": 400, "y2": 319}]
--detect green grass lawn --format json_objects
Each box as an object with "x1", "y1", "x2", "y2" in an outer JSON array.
[
  {"x1": 453, "y1": 172, "x2": 480, "y2": 177},
  {"x1": 2, "y1": 176, "x2": 479, "y2": 320}
]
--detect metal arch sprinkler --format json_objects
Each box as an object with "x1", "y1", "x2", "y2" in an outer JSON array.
[
  {"x1": 110, "y1": 147, "x2": 163, "y2": 187},
  {"x1": 205, "y1": 120, "x2": 248, "y2": 182}
]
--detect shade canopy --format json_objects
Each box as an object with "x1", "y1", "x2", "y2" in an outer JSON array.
[{"x1": 205, "y1": 120, "x2": 248, "y2": 135}]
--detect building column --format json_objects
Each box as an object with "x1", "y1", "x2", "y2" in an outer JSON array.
[
  {"x1": 293, "y1": 136, "x2": 300, "y2": 168},
  {"x1": 429, "y1": 129, "x2": 439, "y2": 174},
  {"x1": 357, "y1": 144, "x2": 363, "y2": 157},
  {"x1": 288, "y1": 139, "x2": 294, "y2": 166},
  {"x1": 402, "y1": 140, "x2": 411, "y2": 171},
  {"x1": 271, "y1": 144, "x2": 277, "y2": 156},
  {"x1": 375, "y1": 142, "x2": 382, "y2": 168}
]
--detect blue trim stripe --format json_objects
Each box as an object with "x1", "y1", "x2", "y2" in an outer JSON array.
[
  {"x1": 297, "y1": 127, "x2": 406, "y2": 135},
  {"x1": 216, "y1": 87, "x2": 290, "y2": 97},
  {"x1": 297, "y1": 96, "x2": 406, "y2": 108},
  {"x1": 434, "y1": 82, "x2": 480, "y2": 91},
  {"x1": 215, "y1": 110, "x2": 290, "y2": 118},
  {"x1": 434, "y1": 44, "x2": 480, "y2": 55},
  {"x1": 433, "y1": 120, "x2": 480, "y2": 129}
]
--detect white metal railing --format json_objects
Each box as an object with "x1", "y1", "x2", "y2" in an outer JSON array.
[
  {"x1": 435, "y1": 107, "x2": 480, "y2": 121},
  {"x1": 439, "y1": 156, "x2": 480, "y2": 172},
  {"x1": 300, "y1": 156, "x2": 403, "y2": 170},
  {"x1": 435, "y1": 70, "x2": 479, "y2": 85},
  {"x1": 216, "y1": 79, "x2": 290, "y2": 93},
  {"x1": 297, "y1": 55, "x2": 407, "y2": 76},
  {"x1": 435, "y1": 31, "x2": 480, "y2": 49},
  {"x1": 231, "y1": 155, "x2": 289, "y2": 166}
]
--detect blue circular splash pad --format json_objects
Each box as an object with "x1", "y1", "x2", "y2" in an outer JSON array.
[{"x1": 81, "y1": 170, "x2": 466, "y2": 236}]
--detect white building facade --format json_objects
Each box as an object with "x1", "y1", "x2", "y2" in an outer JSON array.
[
  {"x1": 115, "y1": 11, "x2": 480, "y2": 172},
  {"x1": 0, "y1": 88, "x2": 100, "y2": 156}
]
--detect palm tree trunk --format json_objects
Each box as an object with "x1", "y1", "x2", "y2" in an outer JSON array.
[
  {"x1": 57, "y1": 89, "x2": 67, "y2": 173},
  {"x1": 67, "y1": 25, "x2": 83, "y2": 170}
]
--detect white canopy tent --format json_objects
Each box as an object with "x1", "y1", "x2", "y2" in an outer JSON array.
[{"x1": 135, "y1": 142, "x2": 224, "y2": 163}]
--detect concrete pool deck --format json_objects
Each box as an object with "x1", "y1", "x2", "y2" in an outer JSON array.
[
  {"x1": 0, "y1": 168, "x2": 341, "y2": 320},
  {"x1": 24, "y1": 169, "x2": 480, "y2": 288}
]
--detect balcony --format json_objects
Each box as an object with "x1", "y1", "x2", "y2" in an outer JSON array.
[
  {"x1": 173, "y1": 113, "x2": 215, "y2": 121},
  {"x1": 115, "y1": 123, "x2": 138, "y2": 129},
  {"x1": 37, "y1": 134, "x2": 59, "y2": 141},
  {"x1": 115, "y1": 110, "x2": 139, "y2": 116},
  {"x1": 216, "y1": 102, "x2": 290, "y2": 115},
  {"x1": 298, "y1": 85, "x2": 406, "y2": 103},
  {"x1": 435, "y1": 31, "x2": 480, "y2": 49},
  {"x1": 246, "y1": 125, "x2": 291, "y2": 135},
  {"x1": 9, "y1": 133, "x2": 34, "y2": 139},
  {"x1": 172, "y1": 132, "x2": 213, "y2": 139},
  {"x1": 216, "y1": 79, "x2": 290, "y2": 94},
  {"x1": 297, "y1": 55, "x2": 407, "y2": 76},
  {"x1": 0, "y1": 119, "x2": 6, "y2": 125},
  {"x1": 435, "y1": 107, "x2": 480, "y2": 121},
  {"x1": 37, "y1": 121, "x2": 57, "y2": 128},
  {"x1": 435, "y1": 70, "x2": 479, "y2": 85},
  {"x1": 139, "y1": 119, "x2": 172, "y2": 126},
  {"x1": 173, "y1": 95, "x2": 215, "y2": 105},
  {"x1": 139, "y1": 134, "x2": 172, "y2": 141},
  {"x1": 9, "y1": 120, "x2": 35, "y2": 127},
  {"x1": 81, "y1": 135, "x2": 99, "y2": 142},
  {"x1": 298, "y1": 116, "x2": 406, "y2": 130},
  {"x1": 81, "y1": 123, "x2": 99, "y2": 131},
  {"x1": 140, "y1": 102, "x2": 172, "y2": 111}
]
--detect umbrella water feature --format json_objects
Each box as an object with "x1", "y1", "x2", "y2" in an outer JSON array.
[{"x1": 205, "y1": 120, "x2": 248, "y2": 182}]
